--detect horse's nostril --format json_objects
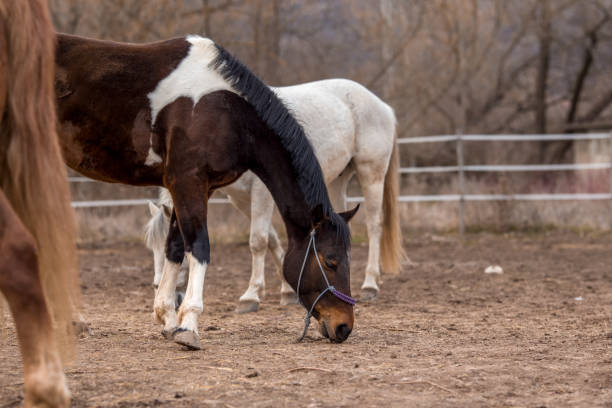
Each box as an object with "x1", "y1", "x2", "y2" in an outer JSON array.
[{"x1": 335, "y1": 324, "x2": 352, "y2": 343}]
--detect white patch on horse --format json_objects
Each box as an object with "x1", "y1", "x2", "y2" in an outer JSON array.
[
  {"x1": 147, "y1": 35, "x2": 234, "y2": 125},
  {"x1": 144, "y1": 35, "x2": 236, "y2": 166},
  {"x1": 145, "y1": 146, "x2": 163, "y2": 165}
]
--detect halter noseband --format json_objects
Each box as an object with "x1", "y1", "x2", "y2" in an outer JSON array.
[{"x1": 296, "y1": 229, "x2": 356, "y2": 342}]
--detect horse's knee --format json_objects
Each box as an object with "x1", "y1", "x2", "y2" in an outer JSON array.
[
  {"x1": 367, "y1": 222, "x2": 383, "y2": 240},
  {"x1": 249, "y1": 232, "x2": 268, "y2": 254}
]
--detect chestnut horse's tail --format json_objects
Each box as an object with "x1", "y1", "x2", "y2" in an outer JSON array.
[
  {"x1": 0, "y1": 0, "x2": 78, "y2": 361},
  {"x1": 380, "y1": 130, "x2": 406, "y2": 275}
]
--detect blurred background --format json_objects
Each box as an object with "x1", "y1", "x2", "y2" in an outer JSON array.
[{"x1": 51, "y1": 0, "x2": 612, "y2": 242}]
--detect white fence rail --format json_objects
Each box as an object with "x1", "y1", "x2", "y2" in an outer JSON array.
[
  {"x1": 395, "y1": 131, "x2": 612, "y2": 233},
  {"x1": 69, "y1": 132, "x2": 612, "y2": 232}
]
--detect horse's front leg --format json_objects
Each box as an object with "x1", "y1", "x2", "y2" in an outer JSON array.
[
  {"x1": 267, "y1": 225, "x2": 297, "y2": 306},
  {"x1": 237, "y1": 179, "x2": 275, "y2": 313},
  {"x1": 170, "y1": 184, "x2": 210, "y2": 350},
  {"x1": 0, "y1": 193, "x2": 70, "y2": 407},
  {"x1": 153, "y1": 211, "x2": 184, "y2": 338}
]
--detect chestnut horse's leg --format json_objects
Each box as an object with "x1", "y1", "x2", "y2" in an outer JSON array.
[{"x1": 0, "y1": 192, "x2": 70, "y2": 407}]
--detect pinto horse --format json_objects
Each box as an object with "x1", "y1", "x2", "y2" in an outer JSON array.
[
  {"x1": 55, "y1": 33, "x2": 358, "y2": 349},
  {"x1": 0, "y1": 1, "x2": 78, "y2": 406},
  {"x1": 145, "y1": 78, "x2": 403, "y2": 313}
]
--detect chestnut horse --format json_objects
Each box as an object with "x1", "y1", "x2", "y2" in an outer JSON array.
[
  {"x1": 55, "y1": 33, "x2": 358, "y2": 349},
  {"x1": 0, "y1": 1, "x2": 78, "y2": 406}
]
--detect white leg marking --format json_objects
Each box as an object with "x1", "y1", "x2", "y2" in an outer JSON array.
[
  {"x1": 177, "y1": 252, "x2": 208, "y2": 333},
  {"x1": 145, "y1": 146, "x2": 163, "y2": 165},
  {"x1": 153, "y1": 259, "x2": 181, "y2": 332}
]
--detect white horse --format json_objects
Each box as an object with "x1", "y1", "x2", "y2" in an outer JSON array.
[{"x1": 145, "y1": 78, "x2": 404, "y2": 312}]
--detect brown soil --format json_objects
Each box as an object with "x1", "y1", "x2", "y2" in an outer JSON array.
[{"x1": 2, "y1": 232, "x2": 611, "y2": 407}]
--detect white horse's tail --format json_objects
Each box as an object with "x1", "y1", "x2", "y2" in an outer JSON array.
[{"x1": 380, "y1": 126, "x2": 406, "y2": 275}]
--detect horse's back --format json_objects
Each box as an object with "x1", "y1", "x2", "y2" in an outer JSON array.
[
  {"x1": 273, "y1": 81, "x2": 355, "y2": 181},
  {"x1": 318, "y1": 79, "x2": 394, "y2": 130},
  {"x1": 305, "y1": 79, "x2": 396, "y2": 162}
]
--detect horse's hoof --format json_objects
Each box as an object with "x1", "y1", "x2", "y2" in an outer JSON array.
[
  {"x1": 235, "y1": 300, "x2": 259, "y2": 314},
  {"x1": 174, "y1": 292, "x2": 185, "y2": 310},
  {"x1": 280, "y1": 292, "x2": 299, "y2": 306},
  {"x1": 360, "y1": 287, "x2": 378, "y2": 302},
  {"x1": 161, "y1": 327, "x2": 177, "y2": 340},
  {"x1": 173, "y1": 328, "x2": 201, "y2": 350}
]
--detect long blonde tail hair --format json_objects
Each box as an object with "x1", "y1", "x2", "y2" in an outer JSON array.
[
  {"x1": 380, "y1": 131, "x2": 406, "y2": 275},
  {"x1": 0, "y1": 0, "x2": 79, "y2": 361}
]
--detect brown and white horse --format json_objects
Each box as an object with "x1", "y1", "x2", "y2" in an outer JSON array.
[
  {"x1": 146, "y1": 78, "x2": 403, "y2": 313},
  {"x1": 54, "y1": 34, "x2": 358, "y2": 349},
  {"x1": 0, "y1": 1, "x2": 79, "y2": 406}
]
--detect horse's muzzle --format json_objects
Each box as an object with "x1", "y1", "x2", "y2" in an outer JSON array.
[{"x1": 317, "y1": 304, "x2": 354, "y2": 343}]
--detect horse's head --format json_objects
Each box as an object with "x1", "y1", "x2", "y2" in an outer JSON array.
[{"x1": 284, "y1": 204, "x2": 359, "y2": 343}]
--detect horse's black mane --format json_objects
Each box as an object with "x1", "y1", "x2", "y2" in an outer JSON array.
[{"x1": 209, "y1": 43, "x2": 349, "y2": 245}]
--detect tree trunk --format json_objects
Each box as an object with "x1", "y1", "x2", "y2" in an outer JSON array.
[{"x1": 535, "y1": 0, "x2": 551, "y2": 161}]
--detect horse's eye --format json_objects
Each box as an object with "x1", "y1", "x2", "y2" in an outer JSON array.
[{"x1": 324, "y1": 259, "x2": 337, "y2": 269}]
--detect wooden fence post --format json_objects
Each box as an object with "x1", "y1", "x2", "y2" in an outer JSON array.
[{"x1": 456, "y1": 129, "x2": 465, "y2": 236}]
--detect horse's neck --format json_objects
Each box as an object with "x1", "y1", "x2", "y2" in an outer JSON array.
[{"x1": 247, "y1": 134, "x2": 313, "y2": 242}]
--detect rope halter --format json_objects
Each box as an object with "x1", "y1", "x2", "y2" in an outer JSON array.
[{"x1": 296, "y1": 229, "x2": 356, "y2": 342}]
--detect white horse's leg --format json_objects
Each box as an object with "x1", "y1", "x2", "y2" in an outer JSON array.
[
  {"x1": 152, "y1": 249, "x2": 164, "y2": 288},
  {"x1": 354, "y1": 161, "x2": 386, "y2": 301},
  {"x1": 147, "y1": 200, "x2": 187, "y2": 309},
  {"x1": 153, "y1": 258, "x2": 181, "y2": 337},
  {"x1": 266, "y1": 225, "x2": 296, "y2": 305},
  {"x1": 237, "y1": 179, "x2": 275, "y2": 313}
]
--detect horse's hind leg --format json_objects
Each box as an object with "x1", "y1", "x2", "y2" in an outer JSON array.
[
  {"x1": 0, "y1": 192, "x2": 70, "y2": 407},
  {"x1": 354, "y1": 160, "x2": 387, "y2": 301}
]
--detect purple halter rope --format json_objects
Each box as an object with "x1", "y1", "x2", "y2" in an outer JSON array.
[{"x1": 296, "y1": 229, "x2": 356, "y2": 342}]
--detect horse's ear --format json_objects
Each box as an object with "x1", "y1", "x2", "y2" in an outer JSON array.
[
  {"x1": 148, "y1": 201, "x2": 160, "y2": 216},
  {"x1": 162, "y1": 205, "x2": 172, "y2": 219},
  {"x1": 311, "y1": 204, "x2": 327, "y2": 228},
  {"x1": 339, "y1": 204, "x2": 359, "y2": 223}
]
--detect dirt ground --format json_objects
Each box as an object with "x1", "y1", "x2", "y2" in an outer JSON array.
[{"x1": 1, "y1": 231, "x2": 611, "y2": 407}]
